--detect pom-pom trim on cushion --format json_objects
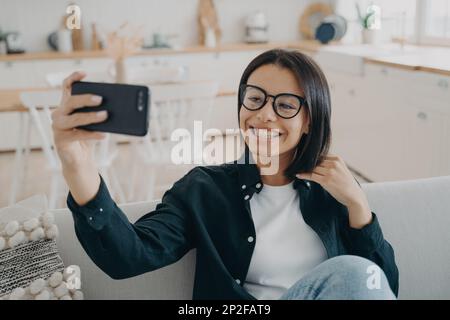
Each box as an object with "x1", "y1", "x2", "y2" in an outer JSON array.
[
  {"x1": 1, "y1": 209, "x2": 84, "y2": 300},
  {"x1": 0, "y1": 267, "x2": 84, "y2": 300},
  {"x1": 0, "y1": 212, "x2": 59, "y2": 250}
]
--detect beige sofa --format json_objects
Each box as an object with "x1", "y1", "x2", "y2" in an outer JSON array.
[{"x1": 53, "y1": 175, "x2": 450, "y2": 300}]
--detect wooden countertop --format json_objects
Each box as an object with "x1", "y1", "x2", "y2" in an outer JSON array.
[
  {"x1": 0, "y1": 88, "x2": 47, "y2": 112},
  {"x1": 365, "y1": 54, "x2": 450, "y2": 76},
  {"x1": 3, "y1": 40, "x2": 449, "y2": 75},
  {"x1": 365, "y1": 46, "x2": 450, "y2": 76},
  {"x1": 318, "y1": 43, "x2": 450, "y2": 77},
  {"x1": 0, "y1": 41, "x2": 322, "y2": 62},
  {"x1": 0, "y1": 87, "x2": 237, "y2": 113}
]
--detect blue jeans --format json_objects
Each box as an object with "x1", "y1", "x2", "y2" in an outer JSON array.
[{"x1": 279, "y1": 255, "x2": 396, "y2": 300}]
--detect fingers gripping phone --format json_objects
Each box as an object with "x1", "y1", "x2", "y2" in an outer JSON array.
[{"x1": 71, "y1": 81, "x2": 150, "y2": 136}]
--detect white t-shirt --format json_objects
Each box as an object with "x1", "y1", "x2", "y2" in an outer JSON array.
[{"x1": 244, "y1": 181, "x2": 328, "y2": 300}]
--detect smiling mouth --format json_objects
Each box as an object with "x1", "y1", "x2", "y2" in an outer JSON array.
[{"x1": 249, "y1": 126, "x2": 283, "y2": 139}]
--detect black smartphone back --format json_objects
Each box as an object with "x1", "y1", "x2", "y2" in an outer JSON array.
[{"x1": 71, "y1": 81, "x2": 150, "y2": 136}]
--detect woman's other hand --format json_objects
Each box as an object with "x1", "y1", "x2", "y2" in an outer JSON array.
[{"x1": 296, "y1": 155, "x2": 372, "y2": 229}]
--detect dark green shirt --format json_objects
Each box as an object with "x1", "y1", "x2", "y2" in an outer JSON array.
[{"x1": 67, "y1": 154, "x2": 399, "y2": 299}]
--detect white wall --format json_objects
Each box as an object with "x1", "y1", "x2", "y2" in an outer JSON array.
[{"x1": 0, "y1": 0, "x2": 334, "y2": 52}]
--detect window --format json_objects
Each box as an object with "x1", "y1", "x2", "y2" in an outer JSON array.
[{"x1": 417, "y1": 0, "x2": 450, "y2": 45}]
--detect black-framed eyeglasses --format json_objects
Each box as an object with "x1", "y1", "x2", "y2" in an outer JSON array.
[{"x1": 239, "y1": 84, "x2": 307, "y2": 119}]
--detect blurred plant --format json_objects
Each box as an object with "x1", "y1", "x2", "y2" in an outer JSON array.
[
  {"x1": 356, "y1": 3, "x2": 377, "y2": 30},
  {"x1": 104, "y1": 22, "x2": 144, "y2": 82},
  {"x1": 105, "y1": 22, "x2": 144, "y2": 61}
]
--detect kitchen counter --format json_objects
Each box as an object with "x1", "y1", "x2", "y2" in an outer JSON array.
[
  {"x1": 3, "y1": 41, "x2": 449, "y2": 75},
  {"x1": 0, "y1": 40, "x2": 325, "y2": 113},
  {"x1": 3, "y1": 42, "x2": 449, "y2": 113},
  {"x1": 0, "y1": 41, "x2": 323, "y2": 62},
  {"x1": 0, "y1": 88, "x2": 47, "y2": 112},
  {"x1": 318, "y1": 43, "x2": 450, "y2": 76},
  {"x1": 365, "y1": 52, "x2": 450, "y2": 76}
]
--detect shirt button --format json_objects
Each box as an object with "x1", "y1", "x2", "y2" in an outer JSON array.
[
  {"x1": 235, "y1": 279, "x2": 241, "y2": 285},
  {"x1": 255, "y1": 183, "x2": 262, "y2": 189},
  {"x1": 244, "y1": 195, "x2": 250, "y2": 201},
  {"x1": 241, "y1": 185, "x2": 246, "y2": 190},
  {"x1": 99, "y1": 208, "x2": 103, "y2": 213},
  {"x1": 306, "y1": 181, "x2": 311, "y2": 187},
  {"x1": 88, "y1": 216, "x2": 93, "y2": 221},
  {"x1": 247, "y1": 236, "x2": 254, "y2": 243}
]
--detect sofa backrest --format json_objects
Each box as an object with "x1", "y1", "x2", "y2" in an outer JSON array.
[
  {"x1": 53, "y1": 175, "x2": 450, "y2": 299},
  {"x1": 54, "y1": 201, "x2": 196, "y2": 299},
  {"x1": 362, "y1": 175, "x2": 450, "y2": 300}
]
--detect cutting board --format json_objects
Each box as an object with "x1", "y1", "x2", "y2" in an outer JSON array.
[{"x1": 198, "y1": 0, "x2": 221, "y2": 46}]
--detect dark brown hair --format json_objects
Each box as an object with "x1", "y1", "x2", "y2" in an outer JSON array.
[{"x1": 238, "y1": 49, "x2": 332, "y2": 178}]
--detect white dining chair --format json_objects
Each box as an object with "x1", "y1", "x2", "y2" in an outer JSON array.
[
  {"x1": 47, "y1": 71, "x2": 125, "y2": 206},
  {"x1": 127, "y1": 80, "x2": 220, "y2": 201},
  {"x1": 10, "y1": 90, "x2": 61, "y2": 208}
]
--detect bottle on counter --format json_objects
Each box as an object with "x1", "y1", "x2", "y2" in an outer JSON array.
[{"x1": 205, "y1": 27, "x2": 217, "y2": 48}]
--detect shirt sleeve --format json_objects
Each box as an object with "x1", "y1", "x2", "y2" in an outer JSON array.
[
  {"x1": 339, "y1": 209, "x2": 400, "y2": 297},
  {"x1": 67, "y1": 175, "x2": 195, "y2": 280},
  {"x1": 344, "y1": 211, "x2": 384, "y2": 254}
]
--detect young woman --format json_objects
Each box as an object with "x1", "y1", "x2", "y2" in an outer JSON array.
[{"x1": 52, "y1": 49, "x2": 398, "y2": 300}]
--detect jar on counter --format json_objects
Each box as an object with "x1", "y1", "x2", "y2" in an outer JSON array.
[{"x1": 0, "y1": 40, "x2": 7, "y2": 55}]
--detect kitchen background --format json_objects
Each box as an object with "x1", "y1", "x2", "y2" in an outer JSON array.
[
  {"x1": 0, "y1": 0, "x2": 416, "y2": 50},
  {"x1": 0, "y1": 0, "x2": 449, "y2": 209}
]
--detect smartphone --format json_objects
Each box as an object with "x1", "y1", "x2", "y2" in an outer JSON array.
[{"x1": 71, "y1": 81, "x2": 150, "y2": 136}]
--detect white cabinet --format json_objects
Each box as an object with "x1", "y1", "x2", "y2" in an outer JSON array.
[
  {"x1": 326, "y1": 67, "x2": 401, "y2": 181},
  {"x1": 410, "y1": 71, "x2": 450, "y2": 109},
  {"x1": 401, "y1": 91, "x2": 450, "y2": 179},
  {"x1": 327, "y1": 61, "x2": 450, "y2": 182},
  {"x1": 364, "y1": 65, "x2": 450, "y2": 180},
  {"x1": 401, "y1": 106, "x2": 445, "y2": 178},
  {"x1": 126, "y1": 53, "x2": 215, "y2": 84},
  {"x1": 33, "y1": 58, "x2": 113, "y2": 86},
  {"x1": 328, "y1": 72, "x2": 369, "y2": 172},
  {"x1": 358, "y1": 65, "x2": 411, "y2": 181},
  {"x1": 124, "y1": 50, "x2": 264, "y2": 92},
  {"x1": 0, "y1": 61, "x2": 39, "y2": 88},
  {"x1": 210, "y1": 50, "x2": 264, "y2": 91},
  {"x1": 0, "y1": 58, "x2": 114, "y2": 88}
]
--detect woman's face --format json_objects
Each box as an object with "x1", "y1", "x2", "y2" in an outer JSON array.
[{"x1": 239, "y1": 64, "x2": 310, "y2": 160}]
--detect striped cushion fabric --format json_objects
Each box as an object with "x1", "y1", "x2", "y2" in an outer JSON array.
[{"x1": 0, "y1": 239, "x2": 64, "y2": 296}]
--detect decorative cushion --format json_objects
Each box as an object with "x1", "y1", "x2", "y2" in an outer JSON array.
[{"x1": 0, "y1": 195, "x2": 83, "y2": 300}]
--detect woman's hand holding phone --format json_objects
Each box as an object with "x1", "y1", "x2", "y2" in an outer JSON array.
[{"x1": 52, "y1": 71, "x2": 108, "y2": 205}]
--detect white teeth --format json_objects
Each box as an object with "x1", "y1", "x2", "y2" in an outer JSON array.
[{"x1": 250, "y1": 127, "x2": 280, "y2": 138}]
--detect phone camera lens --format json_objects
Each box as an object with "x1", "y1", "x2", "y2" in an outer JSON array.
[{"x1": 137, "y1": 90, "x2": 145, "y2": 111}]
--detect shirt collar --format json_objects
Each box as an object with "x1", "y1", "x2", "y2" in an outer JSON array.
[{"x1": 235, "y1": 147, "x2": 311, "y2": 196}]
